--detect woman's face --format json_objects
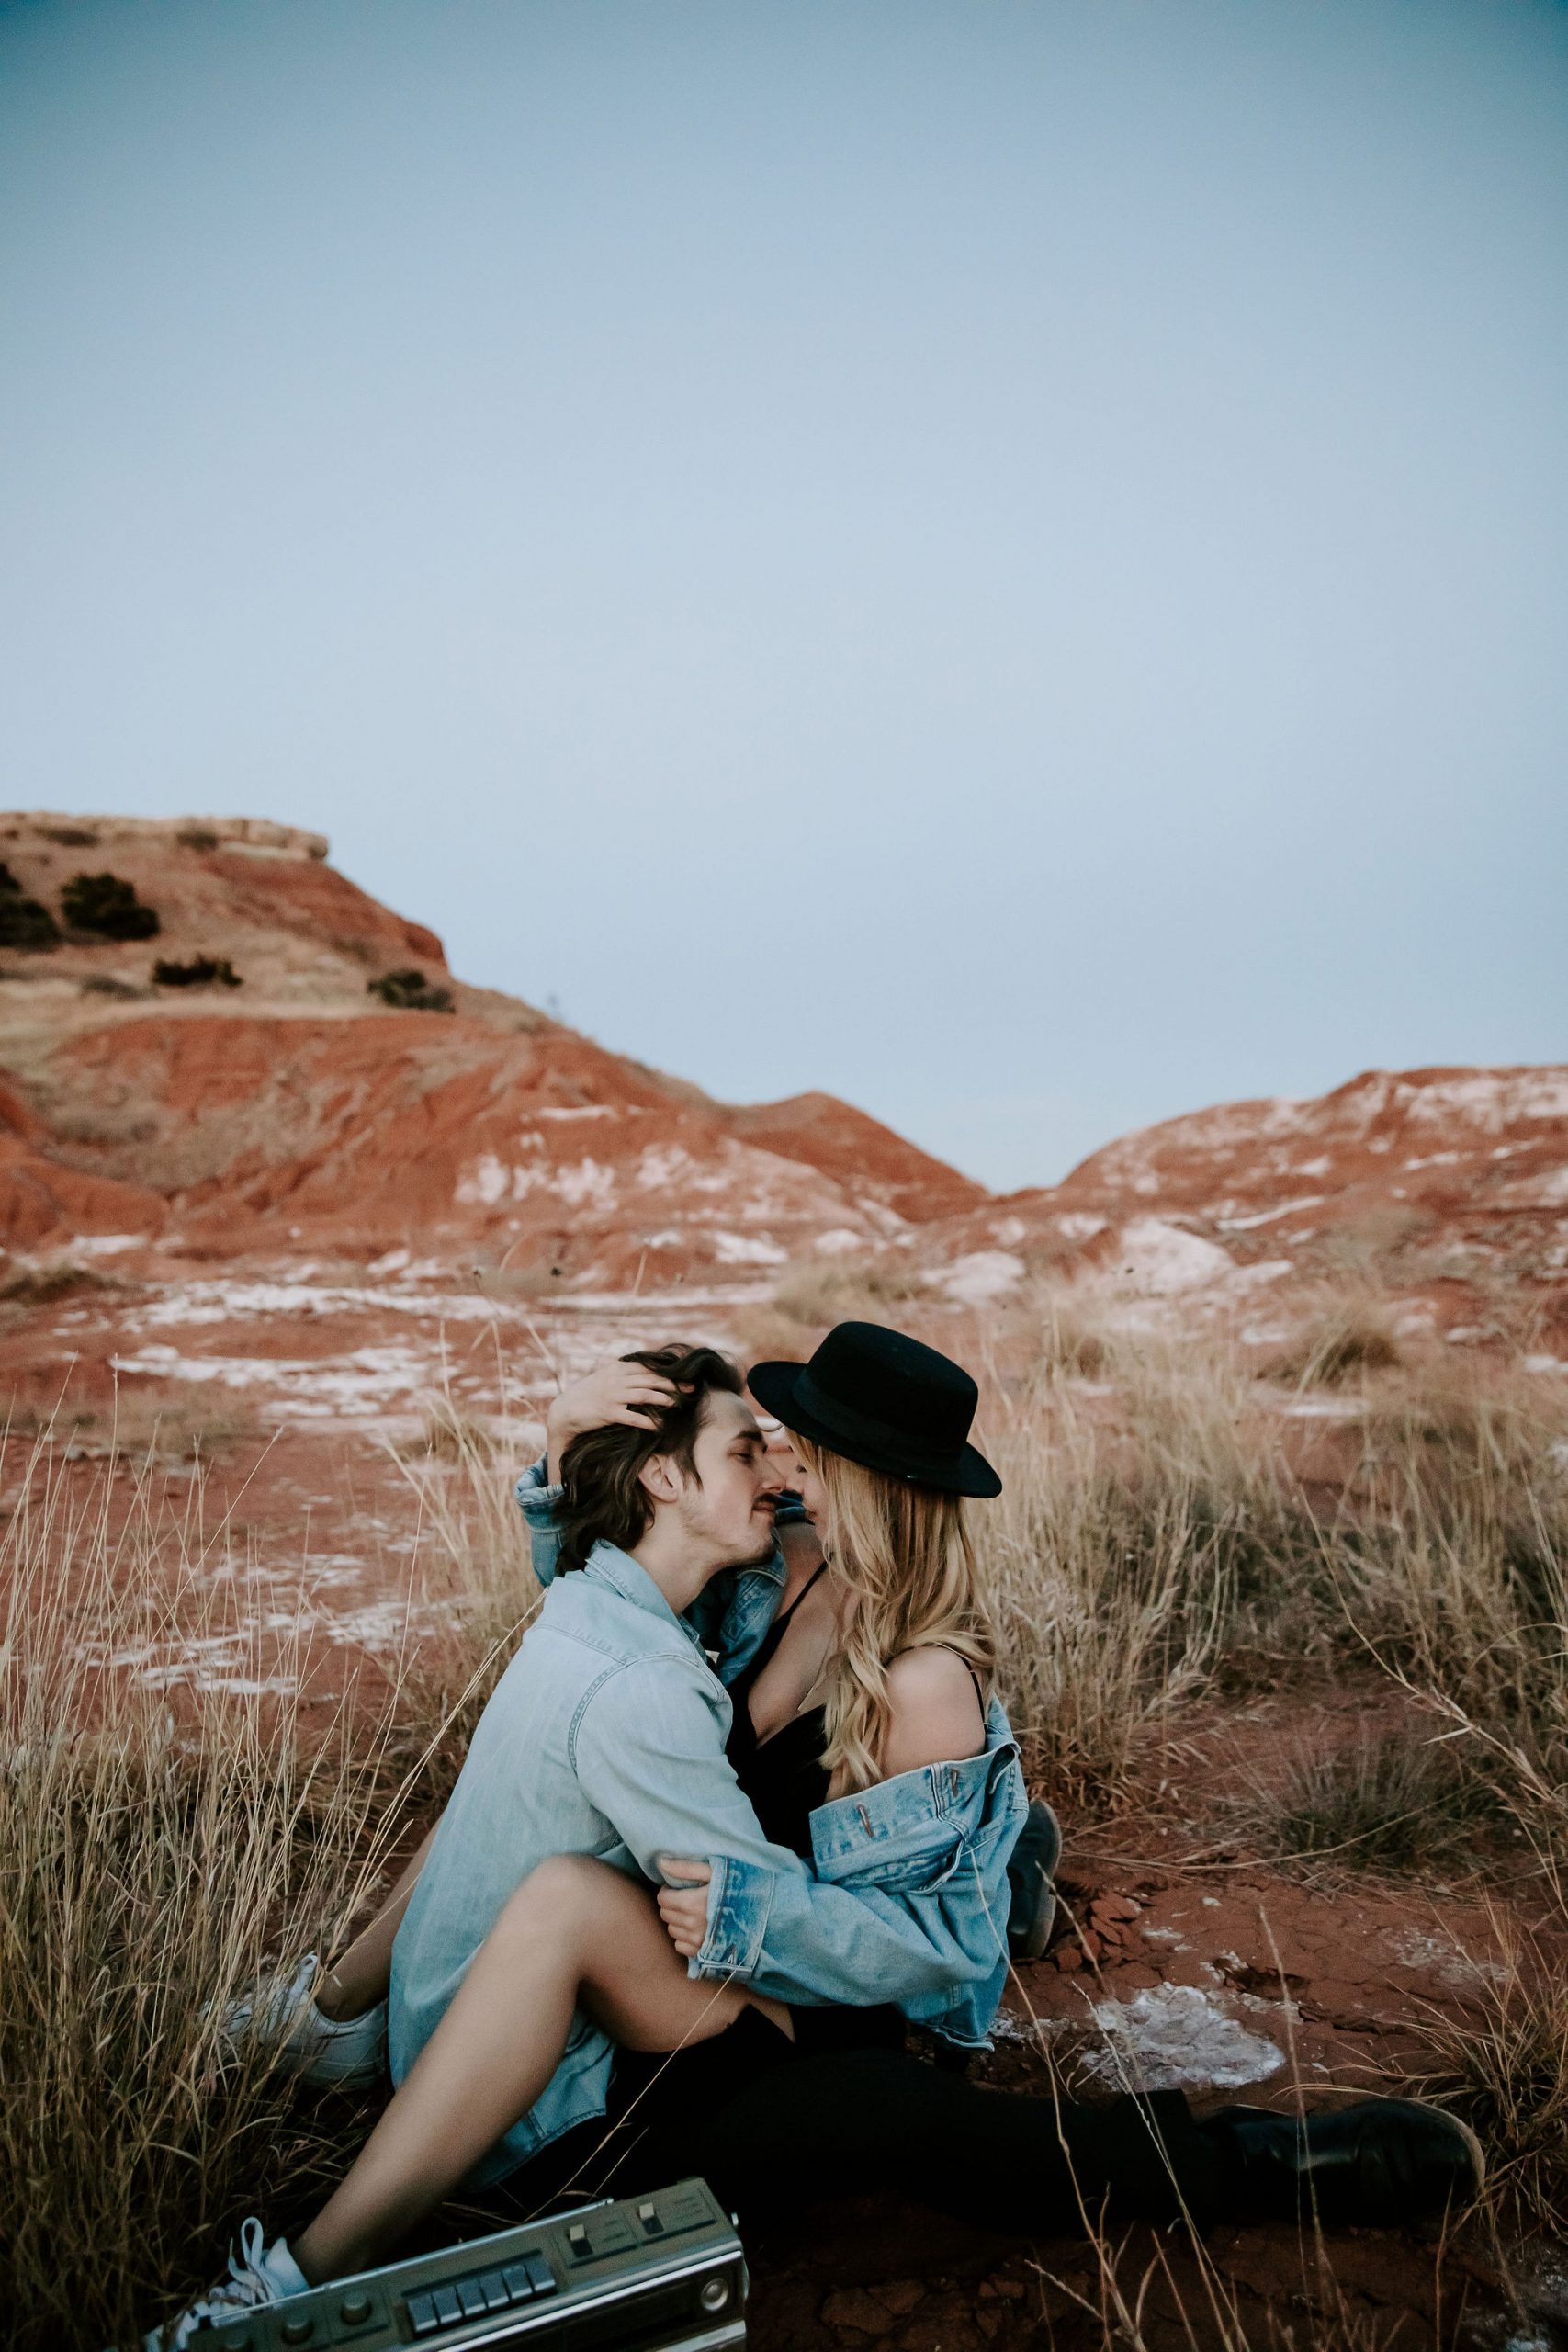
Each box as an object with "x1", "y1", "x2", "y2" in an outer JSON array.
[
  {"x1": 789, "y1": 1445, "x2": 829, "y2": 1531},
  {"x1": 755, "y1": 1413, "x2": 830, "y2": 1532}
]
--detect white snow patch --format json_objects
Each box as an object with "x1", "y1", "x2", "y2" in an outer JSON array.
[
  {"x1": 131, "y1": 1279, "x2": 501, "y2": 1329},
  {"x1": 813, "y1": 1228, "x2": 868, "y2": 1257},
  {"x1": 61, "y1": 1232, "x2": 147, "y2": 1256},
  {"x1": 1078, "y1": 1984, "x2": 1285, "y2": 2094},
  {"x1": 1224, "y1": 1259, "x2": 1293, "y2": 1292},
  {"x1": 1392, "y1": 1928, "x2": 1509, "y2": 1989},
  {"x1": 109, "y1": 1342, "x2": 431, "y2": 1418},
  {"x1": 711, "y1": 1231, "x2": 788, "y2": 1266},
  {"x1": 553, "y1": 1157, "x2": 617, "y2": 1210},
  {"x1": 1114, "y1": 1219, "x2": 1233, "y2": 1294},
  {"x1": 992, "y1": 1216, "x2": 1029, "y2": 1248},
  {"x1": 1054, "y1": 1214, "x2": 1107, "y2": 1241},
  {"x1": 536, "y1": 1104, "x2": 618, "y2": 1119},
  {"x1": 1214, "y1": 1196, "x2": 1326, "y2": 1232},
  {"x1": 636, "y1": 1144, "x2": 696, "y2": 1191},
  {"x1": 367, "y1": 1247, "x2": 411, "y2": 1275},
  {"x1": 456, "y1": 1153, "x2": 510, "y2": 1207},
  {"x1": 941, "y1": 1250, "x2": 1025, "y2": 1304}
]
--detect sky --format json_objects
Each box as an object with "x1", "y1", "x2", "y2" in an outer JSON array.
[{"x1": 2, "y1": 0, "x2": 1564, "y2": 1192}]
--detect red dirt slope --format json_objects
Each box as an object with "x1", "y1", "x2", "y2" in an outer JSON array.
[{"x1": 0, "y1": 814, "x2": 981, "y2": 1280}]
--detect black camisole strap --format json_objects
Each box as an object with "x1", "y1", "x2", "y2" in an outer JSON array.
[
  {"x1": 774, "y1": 1559, "x2": 829, "y2": 1634},
  {"x1": 927, "y1": 1642, "x2": 987, "y2": 1718}
]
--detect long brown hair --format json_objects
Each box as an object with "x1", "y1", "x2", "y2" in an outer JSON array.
[
  {"x1": 789, "y1": 1432, "x2": 998, "y2": 1794},
  {"x1": 555, "y1": 1345, "x2": 742, "y2": 1573}
]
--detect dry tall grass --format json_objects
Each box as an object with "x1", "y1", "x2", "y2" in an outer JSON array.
[
  {"x1": 6, "y1": 1295, "x2": 1566, "y2": 2341},
  {"x1": 769, "y1": 1252, "x2": 927, "y2": 1329},
  {"x1": 0, "y1": 1419, "x2": 537, "y2": 2352},
  {"x1": 980, "y1": 1339, "x2": 1325, "y2": 1798}
]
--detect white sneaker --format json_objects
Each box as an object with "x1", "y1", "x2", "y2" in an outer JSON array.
[
  {"x1": 217, "y1": 1951, "x2": 388, "y2": 2087},
  {"x1": 141, "y1": 2219, "x2": 307, "y2": 2349}
]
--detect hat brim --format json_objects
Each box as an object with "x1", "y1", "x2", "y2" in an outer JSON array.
[{"x1": 748, "y1": 1358, "x2": 1002, "y2": 1500}]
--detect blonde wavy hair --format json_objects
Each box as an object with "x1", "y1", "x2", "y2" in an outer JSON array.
[{"x1": 790, "y1": 1431, "x2": 998, "y2": 1794}]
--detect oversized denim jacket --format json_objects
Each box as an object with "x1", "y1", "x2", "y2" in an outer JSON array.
[{"x1": 515, "y1": 1467, "x2": 1026, "y2": 2041}]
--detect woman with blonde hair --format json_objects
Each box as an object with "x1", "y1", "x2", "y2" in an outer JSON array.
[{"x1": 146, "y1": 1327, "x2": 1478, "y2": 2346}]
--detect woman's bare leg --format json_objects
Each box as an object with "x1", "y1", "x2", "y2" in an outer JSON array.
[{"x1": 292, "y1": 1856, "x2": 779, "y2": 2286}]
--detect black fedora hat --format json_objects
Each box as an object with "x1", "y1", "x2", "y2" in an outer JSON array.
[{"x1": 749, "y1": 1322, "x2": 1001, "y2": 1499}]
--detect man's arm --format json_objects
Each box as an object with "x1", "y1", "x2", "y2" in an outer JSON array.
[{"x1": 572, "y1": 1661, "x2": 998, "y2": 2010}]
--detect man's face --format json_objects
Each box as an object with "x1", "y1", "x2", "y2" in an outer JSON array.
[{"x1": 665, "y1": 1390, "x2": 785, "y2": 1566}]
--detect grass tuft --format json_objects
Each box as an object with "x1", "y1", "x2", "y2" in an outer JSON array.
[{"x1": 767, "y1": 1254, "x2": 929, "y2": 1330}]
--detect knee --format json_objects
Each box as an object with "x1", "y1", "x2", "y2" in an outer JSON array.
[{"x1": 495, "y1": 1854, "x2": 617, "y2": 1943}]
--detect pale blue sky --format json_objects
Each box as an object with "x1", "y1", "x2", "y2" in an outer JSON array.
[{"x1": 3, "y1": 0, "x2": 1564, "y2": 1189}]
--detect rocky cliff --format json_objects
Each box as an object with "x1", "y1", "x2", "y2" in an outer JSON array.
[{"x1": 0, "y1": 813, "x2": 983, "y2": 1281}]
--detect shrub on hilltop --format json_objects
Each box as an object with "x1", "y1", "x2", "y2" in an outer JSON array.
[
  {"x1": 0, "y1": 861, "x2": 61, "y2": 950},
  {"x1": 367, "y1": 967, "x2": 454, "y2": 1012},
  {"x1": 62, "y1": 871, "x2": 160, "y2": 942},
  {"x1": 152, "y1": 955, "x2": 242, "y2": 989}
]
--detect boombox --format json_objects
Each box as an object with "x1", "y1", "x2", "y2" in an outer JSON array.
[{"x1": 194, "y1": 2179, "x2": 746, "y2": 2352}]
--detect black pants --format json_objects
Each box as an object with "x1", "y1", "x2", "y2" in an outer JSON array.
[{"x1": 481, "y1": 2008, "x2": 1235, "y2": 2239}]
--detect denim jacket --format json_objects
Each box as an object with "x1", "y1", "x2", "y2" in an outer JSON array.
[{"x1": 515, "y1": 1469, "x2": 1026, "y2": 2037}]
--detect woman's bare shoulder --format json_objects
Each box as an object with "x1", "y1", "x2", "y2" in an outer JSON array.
[{"x1": 880, "y1": 1647, "x2": 986, "y2": 1778}]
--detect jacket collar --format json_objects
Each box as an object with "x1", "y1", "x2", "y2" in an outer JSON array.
[{"x1": 581, "y1": 1539, "x2": 707, "y2": 1652}]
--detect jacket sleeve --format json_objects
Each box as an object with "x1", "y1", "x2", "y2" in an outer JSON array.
[
  {"x1": 570, "y1": 1662, "x2": 998, "y2": 2009},
  {"x1": 514, "y1": 1458, "x2": 565, "y2": 1586}
]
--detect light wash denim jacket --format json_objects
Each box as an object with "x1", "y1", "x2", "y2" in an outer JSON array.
[{"x1": 388, "y1": 1472, "x2": 1024, "y2": 2183}]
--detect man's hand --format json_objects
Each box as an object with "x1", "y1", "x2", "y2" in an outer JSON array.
[
  {"x1": 546, "y1": 1360, "x2": 679, "y2": 1481},
  {"x1": 656, "y1": 1859, "x2": 713, "y2": 1960}
]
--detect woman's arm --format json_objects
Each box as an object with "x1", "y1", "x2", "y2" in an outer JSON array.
[{"x1": 316, "y1": 1826, "x2": 438, "y2": 2021}]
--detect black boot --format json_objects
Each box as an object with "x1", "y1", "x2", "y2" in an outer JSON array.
[
  {"x1": 1203, "y1": 2098, "x2": 1483, "y2": 2229},
  {"x1": 1006, "y1": 1799, "x2": 1062, "y2": 1961}
]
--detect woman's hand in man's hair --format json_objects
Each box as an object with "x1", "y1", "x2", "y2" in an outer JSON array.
[
  {"x1": 655, "y1": 1860, "x2": 713, "y2": 1960},
  {"x1": 546, "y1": 1360, "x2": 680, "y2": 1481}
]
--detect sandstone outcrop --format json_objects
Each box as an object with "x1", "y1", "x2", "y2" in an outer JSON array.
[
  {"x1": 919, "y1": 1066, "x2": 1568, "y2": 1337},
  {"x1": 0, "y1": 814, "x2": 976, "y2": 1277}
]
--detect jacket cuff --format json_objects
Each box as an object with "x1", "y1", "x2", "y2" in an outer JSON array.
[
  {"x1": 691, "y1": 1854, "x2": 774, "y2": 1980},
  {"x1": 514, "y1": 1457, "x2": 563, "y2": 1524}
]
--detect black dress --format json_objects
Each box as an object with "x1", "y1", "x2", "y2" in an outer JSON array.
[{"x1": 718, "y1": 1563, "x2": 905, "y2": 2057}]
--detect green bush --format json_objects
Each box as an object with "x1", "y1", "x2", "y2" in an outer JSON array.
[
  {"x1": 152, "y1": 955, "x2": 241, "y2": 989},
  {"x1": 62, "y1": 872, "x2": 160, "y2": 942},
  {"x1": 0, "y1": 863, "x2": 60, "y2": 950},
  {"x1": 367, "y1": 967, "x2": 454, "y2": 1012}
]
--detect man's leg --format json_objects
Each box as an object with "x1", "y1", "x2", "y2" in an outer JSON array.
[
  {"x1": 618, "y1": 2046, "x2": 1478, "y2": 2242},
  {"x1": 644, "y1": 2047, "x2": 1226, "y2": 2233},
  {"x1": 292, "y1": 1857, "x2": 769, "y2": 2286}
]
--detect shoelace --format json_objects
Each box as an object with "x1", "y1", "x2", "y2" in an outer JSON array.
[{"x1": 188, "y1": 2220, "x2": 273, "y2": 2323}]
